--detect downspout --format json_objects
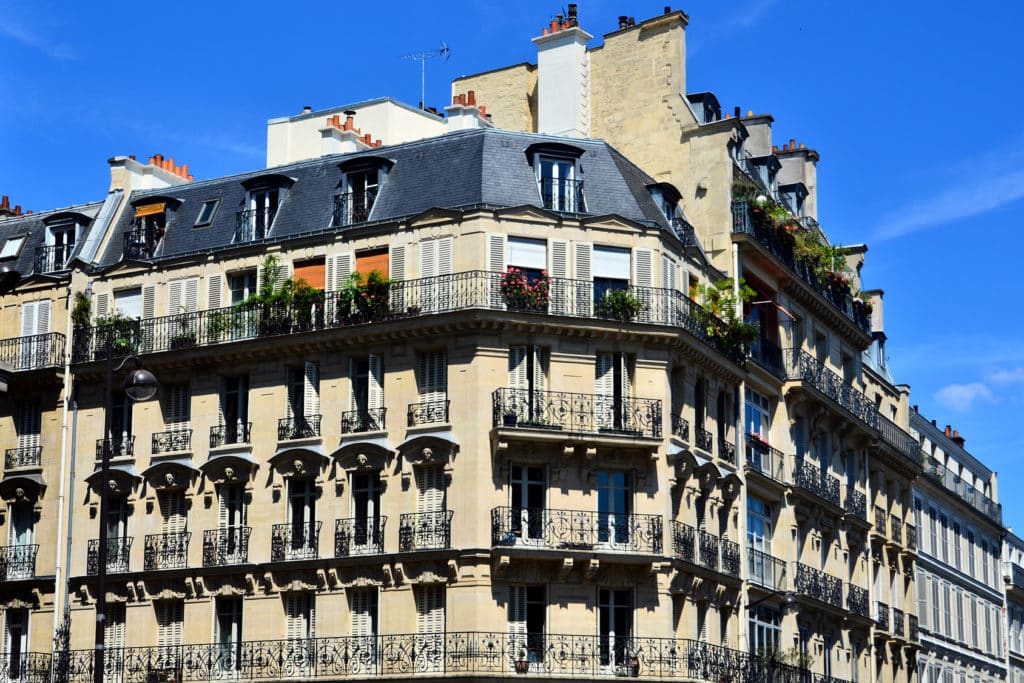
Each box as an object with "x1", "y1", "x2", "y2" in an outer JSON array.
[
  {"x1": 734, "y1": 241, "x2": 750, "y2": 652},
  {"x1": 51, "y1": 283, "x2": 76, "y2": 668}
]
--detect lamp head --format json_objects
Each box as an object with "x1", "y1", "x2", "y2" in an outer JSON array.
[{"x1": 123, "y1": 368, "x2": 159, "y2": 402}]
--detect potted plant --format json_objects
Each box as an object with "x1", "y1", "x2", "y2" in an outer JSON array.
[
  {"x1": 514, "y1": 650, "x2": 530, "y2": 674},
  {"x1": 500, "y1": 268, "x2": 550, "y2": 312},
  {"x1": 596, "y1": 289, "x2": 643, "y2": 322},
  {"x1": 168, "y1": 309, "x2": 197, "y2": 349},
  {"x1": 503, "y1": 410, "x2": 519, "y2": 428},
  {"x1": 94, "y1": 311, "x2": 141, "y2": 357}
]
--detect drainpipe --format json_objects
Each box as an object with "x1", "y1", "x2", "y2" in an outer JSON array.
[
  {"x1": 733, "y1": 241, "x2": 750, "y2": 652},
  {"x1": 865, "y1": 449, "x2": 876, "y2": 683}
]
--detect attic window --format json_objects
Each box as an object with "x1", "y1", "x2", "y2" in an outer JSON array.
[
  {"x1": 126, "y1": 203, "x2": 167, "y2": 259},
  {"x1": 195, "y1": 200, "x2": 219, "y2": 227},
  {"x1": 334, "y1": 158, "x2": 392, "y2": 227},
  {"x1": 537, "y1": 157, "x2": 584, "y2": 213},
  {"x1": 0, "y1": 235, "x2": 25, "y2": 259}
]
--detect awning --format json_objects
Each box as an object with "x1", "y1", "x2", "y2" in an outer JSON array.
[{"x1": 134, "y1": 203, "x2": 166, "y2": 218}]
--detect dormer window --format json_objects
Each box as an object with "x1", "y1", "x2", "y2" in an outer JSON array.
[
  {"x1": 779, "y1": 183, "x2": 808, "y2": 217},
  {"x1": 36, "y1": 217, "x2": 80, "y2": 273},
  {"x1": 526, "y1": 142, "x2": 586, "y2": 214},
  {"x1": 334, "y1": 158, "x2": 391, "y2": 228},
  {"x1": 237, "y1": 188, "x2": 277, "y2": 243},
  {"x1": 126, "y1": 203, "x2": 168, "y2": 260}
]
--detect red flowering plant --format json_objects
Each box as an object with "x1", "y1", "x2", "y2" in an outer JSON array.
[
  {"x1": 747, "y1": 431, "x2": 771, "y2": 449},
  {"x1": 500, "y1": 267, "x2": 550, "y2": 312},
  {"x1": 336, "y1": 270, "x2": 390, "y2": 323}
]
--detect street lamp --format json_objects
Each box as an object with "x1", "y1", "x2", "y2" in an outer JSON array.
[{"x1": 94, "y1": 340, "x2": 158, "y2": 683}]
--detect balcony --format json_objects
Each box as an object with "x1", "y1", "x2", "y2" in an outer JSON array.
[
  {"x1": 719, "y1": 438, "x2": 736, "y2": 465},
  {"x1": 61, "y1": 634, "x2": 844, "y2": 683},
  {"x1": 0, "y1": 543, "x2": 38, "y2": 579},
  {"x1": 745, "y1": 437, "x2": 784, "y2": 483},
  {"x1": 892, "y1": 608, "x2": 905, "y2": 638},
  {"x1": 875, "y1": 601, "x2": 890, "y2": 632},
  {"x1": 922, "y1": 456, "x2": 1002, "y2": 523},
  {"x1": 847, "y1": 584, "x2": 869, "y2": 618},
  {"x1": 333, "y1": 189, "x2": 377, "y2": 227},
  {"x1": 4, "y1": 446, "x2": 41, "y2": 469},
  {"x1": 792, "y1": 459, "x2": 841, "y2": 507},
  {"x1": 748, "y1": 548, "x2": 786, "y2": 590},
  {"x1": 0, "y1": 332, "x2": 65, "y2": 371},
  {"x1": 34, "y1": 243, "x2": 74, "y2": 273},
  {"x1": 123, "y1": 225, "x2": 161, "y2": 259},
  {"x1": 905, "y1": 524, "x2": 917, "y2": 550},
  {"x1": 407, "y1": 399, "x2": 449, "y2": 427},
  {"x1": 278, "y1": 415, "x2": 322, "y2": 441},
  {"x1": 731, "y1": 200, "x2": 871, "y2": 336},
  {"x1": 671, "y1": 217, "x2": 697, "y2": 246},
  {"x1": 144, "y1": 531, "x2": 191, "y2": 570},
  {"x1": 399, "y1": 510, "x2": 453, "y2": 552},
  {"x1": 908, "y1": 614, "x2": 919, "y2": 642},
  {"x1": 539, "y1": 177, "x2": 585, "y2": 213},
  {"x1": 671, "y1": 522, "x2": 740, "y2": 578},
  {"x1": 209, "y1": 422, "x2": 252, "y2": 448},
  {"x1": 795, "y1": 563, "x2": 843, "y2": 609},
  {"x1": 492, "y1": 388, "x2": 661, "y2": 440},
  {"x1": 87, "y1": 537, "x2": 132, "y2": 574},
  {"x1": 748, "y1": 338, "x2": 785, "y2": 379},
  {"x1": 877, "y1": 416, "x2": 922, "y2": 468},
  {"x1": 340, "y1": 408, "x2": 386, "y2": 435},
  {"x1": 234, "y1": 207, "x2": 275, "y2": 243},
  {"x1": 151, "y1": 428, "x2": 191, "y2": 454},
  {"x1": 845, "y1": 488, "x2": 867, "y2": 521},
  {"x1": 890, "y1": 517, "x2": 903, "y2": 545},
  {"x1": 874, "y1": 506, "x2": 887, "y2": 536},
  {"x1": 70, "y1": 271, "x2": 746, "y2": 367},
  {"x1": 783, "y1": 350, "x2": 877, "y2": 429},
  {"x1": 335, "y1": 517, "x2": 387, "y2": 557},
  {"x1": 671, "y1": 415, "x2": 689, "y2": 441},
  {"x1": 0, "y1": 652, "x2": 50, "y2": 682},
  {"x1": 271, "y1": 522, "x2": 322, "y2": 561},
  {"x1": 202, "y1": 527, "x2": 251, "y2": 566},
  {"x1": 695, "y1": 427, "x2": 713, "y2": 453},
  {"x1": 491, "y1": 507, "x2": 662, "y2": 555},
  {"x1": 95, "y1": 436, "x2": 135, "y2": 459}
]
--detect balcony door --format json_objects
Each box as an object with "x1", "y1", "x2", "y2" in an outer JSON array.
[
  {"x1": 219, "y1": 484, "x2": 247, "y2": 563},
  {"x1": 216, "y1": 596, "x2": 243, "y2": 675},
  {"x1": 219, "y1": 376, "x2": 249, "y2": 444},
  {"x1": 415, "y1": 585, "x2": 444, "y2": 672},
  {"x1": 19, "y1": 300, "x2": 50, "y2": 369},
  {"x1": 3, "y1": 609, "x2": 27, "y2": 679},
  {"x1": 510, "y1": 465, "x2": 544, "y2": 544},
  {"x1": 597, "y1": 471, "x2": 631, "y2": 548},
  {"x1": 288, "y1": 479, "x2": 316, "y2": 556},
  {"x1": 747, "y1": 496, "x2": 774, "y2": 587},
  {"x1": 595, "y1": 352, "x2": 631, "y2": 432},
  {"x1": 350, "y1": 588, "x2": 378, "y2": 670},
  {"x1": 509, "y1": 346, "x2": 547, "y2": 425},
  {"x1": 14, "y1": 400, "x2": 40, "y2": 455},
  {"x1": 351, "y1": 473, "x2": 382, "y2": 552},
  {"x1": 509, "y1": 585, "x2": 545, "y2": 668},
  {"x1": 284, "y1": 592, "x2": 314, "y2": 672},
  {"x1": 598, "y1": 589, "x2": 632, "y2": 668}
]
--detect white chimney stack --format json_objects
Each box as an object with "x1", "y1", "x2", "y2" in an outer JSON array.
[{"x1": 532, "y1": 19, "x2": 592, "y2": 137}]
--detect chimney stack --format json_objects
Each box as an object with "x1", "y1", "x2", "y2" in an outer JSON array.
[{"x1": 533, "y1": 10, "x2": 593, "y2": 137}]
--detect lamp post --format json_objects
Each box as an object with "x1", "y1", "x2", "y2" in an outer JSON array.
[{"x1": 94, "y1": 332, "x2": 158, "y2": 683}]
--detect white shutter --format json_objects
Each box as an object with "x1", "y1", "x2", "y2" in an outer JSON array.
[
  {"x1": 438, "y1": 237, "x2": 453, "y2": 276},
  {"x1": 303, "y1": 362, "x2": 320, "y2": 419},
  {"x1": 36, "y1": 300, "x2": 50, "y2": 334},
  {"x1": 218, "y1": 486, "x2": 230, "y2": 530},
  {"x1": 634, "y1": 248, "x2": 653, "y2": 323},
  {"x1": 157, "y1": 601, "x2": 183, "y2": 648},
  {"x1": 142, "y1": 285, "x2": 155, "y2": 319},
  {"x1": 509, "y1": 585, "x2": 526, "y2": 639},
  {"x1": 275, "y1": 261, "x2": 290, "y2": 291},
  {"x1": 16, "y1": 402, "x2": 40, "y2": 450},
  {"x1": 208, "y1": 274, "x2": 223, "y2": 310},
  {"x1": 621, "y1": 354, "x2": 633, "y2": 400},
  {"x1": 184, "y1": 278, "x2": 199, "y2": 313},
  {"x1": 416, "y1": 465, "x2": 445, "y2": 513},
  {"x1": 416, "y1": 585, "x2": 445, "y2": 634},
  {"x1": 419, "y1": 351, "x2": 447, "y2": 404},
  {"x1": 165, "y1": 383, "x2": 190, "y2": 431},
  {"x1": 285, "y1": 593, "x2": 307, "y2": 640},
  {"x1": 159, "y1": 492, "x2": 186, "y2": 534},
  {"x1": 95, "y1": 293, "x2": 109, "y2": 318},
  {"x1": 549, "y1": 239, "x2": 568, "y2": 315},
  {"x1": 389, "y1": 245, "x2": 406, "y2": 313},
  {"x1": 348, "y1": 358, "x2": 359, "y2": 413},
  {"x1": 106, "y1": 604, "x2": 125, "y2": 650},
  {"x1": 574, "y1": 242, "x2": 592, "y2": 316},
  {"x1": 662, "y1": 254, "x2": 677, "y2": 325},
  {"x1": 168, "y1": 280, "x2": 182, "y2": 315},
  {"x1": 351, "y1": 589, "x2": 376, "y2": 637},
  {"x1": 488, "y1": 233, "x2": 507, "y2": 309},
  {"x1": 20, "y1": 302, "x2": 37, "y2": 337},
  {"x1": 595, "y1": 352, "x2": 615, "y2": 429},
  {"x1": 368, "y1": 354, "x2": 384, "y2": 410},
  {"x1": 534, "y1": 347, "x2": 548, "y2": 394},
  {"x1": 421, "y1": 240, "x2": 436, "y2": 279},
  {"x1": 509, "y1": 347, "x2": 527, "y2": 389}
]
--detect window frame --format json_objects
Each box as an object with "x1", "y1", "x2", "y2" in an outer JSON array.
[
  {"x1": 194, "y1": 199, "x2": 220, "y2": 227},
  {"x1": 0, "y1": 234, "x2": 26, "y2": 259}
]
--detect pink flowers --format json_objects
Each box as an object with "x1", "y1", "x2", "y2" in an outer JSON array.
[{"x1": 501, "y1": 268, "x2": 551, "y2": 312}]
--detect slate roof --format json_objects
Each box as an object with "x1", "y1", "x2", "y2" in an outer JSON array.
[
  {"x1": 0, "y1": 200, "x2": 104, "y2": 278},
  {"x1": 100, "y1": 128, "x2": 680, "y2": 267}
]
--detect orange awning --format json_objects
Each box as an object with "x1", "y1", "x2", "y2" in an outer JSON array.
[{"x1": 134, "y1": 203, "x2": 166, "y2": 218}]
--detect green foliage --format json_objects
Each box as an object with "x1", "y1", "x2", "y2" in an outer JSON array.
[
  {"x1": 240, "y1": 254, "x2": 326, "y2": 334},
  {"x1": 595, "y1": 289, "x2": 643, "y2": 322},
  {"x1": 336, "y1": 270, "x2": 391, "y2": 323},
  {"x1": 94, "y1": 311, "x2": 141, "y2": 354},
  {"x1": 71, "y1": 291, "x2": 91, "y2": 329},
  {"x1": 691, "y1": 278, "x2": 758, "y2": 358}
]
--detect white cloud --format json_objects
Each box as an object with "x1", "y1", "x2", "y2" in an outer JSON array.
[
  {"x1": 0, "y1": 18, "x2": 76, "y2": 60},
  {"x1": 988, "y1": 367, "x2": 1024, "y2": 384},
  {"x1": 934, "y1": 382, "x2": 994, "y2": 413}
]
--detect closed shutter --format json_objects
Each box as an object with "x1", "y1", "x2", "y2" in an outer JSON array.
[
  {"x1": 437, "y1": 236, "x2": 453, "y2": 310},
  {"x1": 488, "y1": 234, "x2": 507, "y2": 309},
  {"x1": 509, "y1": 347, "x2": 527, "y2": 389},
  {"x1": 95, "y1": 292, "x2": 110, "y2": 318},
  {"x1": 106, "y1": 604, "x2": 125, "y2": 650},
  {"x1": 350, "y1": 589, "x2": 377, "y2": 637},
  {"x1": 36, "y1": 300, "x2": 50, "y2": 334},
  {"x1": 574, "y1": 242, "x2": 592, "y2": 316},
  {"x1": 208, "y1": 274, "x2": 223, "y2": 310},
  {"x1": 285, "y1": 593, "x2": 314, "y2": 640},
  {"x1": 634, "y1": 248, "x2": 653, "y2": 322},
  {"x1": 141, "y1": 284, "x2": 156, "y2": 352},
  {"x1": 549, "y1": 239, "x2": 568, "y2": 315},
  {"x1": 156, "y1": 601, "x2": 184, "y2": 649},
  {"x1": 160, "y1": 491, "x2": 186, "y2": 534},
  {"x1": 168, "y1": 280, "x2": 182, "y2": 314},
  {"x1": 416, "y1": 585, "x2": 445, "y2": 634},
  {"x1": 368, "y1": 354, "x2": 384, "y2": 410},
  {"x1": 421, "y1": 238, "x2": 453, "y2": 312},
  {"x1": 165, "y1": 383, "x2": 190, "y2": 431},
  {"x1": 390, "y1": 245, "x2": 406, "y2": 312},
  {"x1": 662, "y1": 254, "x2": 677, "y2": 325},
  {"x1": 19, "y1": 301, "x2": 50, "y2": 368},
  {"x1": 15, "y1": 401, "x2": 40, "y2": 450},
  {"x1": 595, "y1": 352, "x2": 615, "y2": 429},
  {"x1": 916, "y1": 570, "x2": 929, "y2": 629},
  {"x1": 420, "y1": 240, "x2": 437, "y2": 313},
  {"x1": 419, "y1": 351, "x2": 447, "y2": 404},
  {"x1": 303, "y1": 362, "x2": 320, "y2": 419},
  {"x1": 416, "y1": 466, "x2": 446, "y2": 513}
]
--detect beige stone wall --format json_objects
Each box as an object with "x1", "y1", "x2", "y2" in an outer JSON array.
[{"x1": 453, "y1": 64, "x2": 538, "y2": 133}]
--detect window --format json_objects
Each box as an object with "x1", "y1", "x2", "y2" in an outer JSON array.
[
  {"x1": 348, "y1": 355, "x2": 384, "y2": 432},
  {"x1": 168, "y1": 276, "x2": 199, "y2": 318},
  {"x1": 349, "y1": 587, "x2": 378, "y2": 639},
  {"x1": 597, "y1": 471, "x2": 631, "y2": 547},
  {"x1": 748, "y1": 605, "x2": 780, "y2": 655},
  {"x1": 41, "y1": 220, "x2": 77, "y2": 271},
  {"x1": 335, "y1": 170, "x2": 380, "y2": 226},
  {"x1": 537, "y1": 157, "x2": 582, "y2": 212},
  {"x1": 508, "y1": 237, "x2": 548, "y2": 283},
  {"x1": 284, "y1": 592, "x2": 315, "y2": 670},
  {"x1": 744, "y1": 389, "x2": 771, "y2": 439},
  {"x1": 747, "y1": 496, "x2": 775, "y2": 587},
  {"x1": 156, "y1": 600, "x2": 184, "y2": 660},
  {"x1": 156, "y1": 490, "x2": 187, "y2": 569},
  {"x1": 595, "y1": 352, "x2": 632, "y2": 432},
  {"x1": 285, "y1": 363, "x2": 320, "y2": 438},
  {"x1": 217, "y1": 483, "x2": 248, "y2": 564},
  {"x1": 216, "y1": 596, "x2": 243, "y2": 674},
  {"x1": 349, "y1": 472, "x2": 383, "y2": 554},
  {"x1": 218, "y1": 376, "x2": 250, "y2": 445},
  {"x1": 163, "y1": 383, "x2": 191, "y2": 433},
  {"x1": 3, "y1": 608, "x2": 27, "y2": 678},
  {"x1": 237, "y1": 188, "x2": 278, "y2": 242},
  {"x1": 0, "y1": 235, "x2": 25, "y2": 259},
  {"x1": 195, "y1": 200, "x2": 219, "y2": 226},
  {"x1": 509, "y1": 465, "x2": 545, "y2": 543},
  {"x1": 509, "y1": 586, "x2": 545, "y2": 667},
  {"x1": 598, "y1": 588, "x2": 632, "y2": 667},
  {"x1": 6, "y1": 502, "x2": 33, "y2": 578},
  {"x1": 508, "y1": 346, "x2": 548, "y2": 424},
  {"x1": 129, "y1": 204, "x2": 166, "y2": 258},
  {"x1": 19, "y1": 300, "x2": 51, "y2": 368},
  {"x1": 108, "y1": 391, "x2": 133, "y2": 456},
  {"x1": 14, "y1": 399, "x2": 41, "y2": 453},
  {"x1": 106, "y1": 603, "x2": 125, "y2": 650},
  {"x1": 417, "y1": 350, "x2": 447, "y2": 411},
  {"x1": 592, "y1": 246, "x2": 630, "y2": 307},
  {"x1": 287, "y1": 479, "x2": 317, "y2": 558},
  {"x1": 113, "y1": 287, "x2": 143, "y2": 319},
  {"x1": 229, "y1": 271, "x2": 258, "y2": 305}
]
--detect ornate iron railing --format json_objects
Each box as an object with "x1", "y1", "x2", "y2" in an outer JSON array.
[
  {"x1": 795, "y1": 563, "x2": 843, "y2": 608},
  {"x1": 144, "y1": 531, "x2": 191, "y2": 570},
  {"x1": 123, "y1": 225, "x2": 160, "y2": 260},
  {"x1": 4, "y1": 446, "x2": 41, "y2": 469},
  {"x1": 335, "y1": 517, "x2": 387, "y2": 557},
  {"x1": 71, "y1": 271, "x2": 745, "y2": 366},
  {"x1": 845, "y1": 488, "x2": 867, "y2": 520},
  {"x1": 846, "y1": 584, "x2": 869, "y2": 618},
  {"x1": 87, "y1": 537, "x2": 132, "y2": 574},
  {"x1": 539, "y1": 177, "x2": 585, "y2": 213},
  {"x1": 0, "y1": 651, "x2": 50, "y2": 682},
  {"x1": 792, "y1": 459, "x2": 841, "y2": 507},
  {"x1": 34, "y1": 243, "x2": 74, "y2": 273},
  {"x1": 95, "y1": 436, "x2": 135, "y2": 459},
  {"x1": 671, "y1": 521, "x2": 695, "y2": 564},
  {"x1": 922, "y1": 456, "x2": 1002, "y2": 523},
  {"x1": 783, "y1": 350, "x2": 877, "y2": 428},
  {"x1": 745, "y1": 437, "x2": 784, "y2": 483},
  {"x1": 0, "y1": 332, "x2": 65, "y2": 371},
  {"x1": 877, "y1": 415, "x2": 921, "y2": 466},
  {"x1": 271, "y1": 522, "x2": 322, "y2": 561},
  {"x1": 671, "y1": 415, "x2": 689, "y2": 441},
  {"x1": 0, "y1": 543, "x2": 38, "y2": 579},
  {"x1": 151, "y1": 428, "x2": 192, "y2": 454},
  {"x1": 492, "y1": 388, "x2": 661, "y2": 439},
  {"x1": 874, "y1": 601, "x2": 889, "y2": 631},
  {"x1": 278, "y1": 415, "x2": 322, "y2": 440},
  {"x1": 748, "y1": 338, "x2": 785, "y2": 379},
  {"x1": 671, "y1": 524, "x2": 739, "y2": 578},
  {"x1": 210, "y1": 422, "x2": 252, "y2": 448},
  {"x1": 695, "y1": 427, "x2": 712, "y2": 453},
  {"x1": 890, "y1": 517, "x2": 903, "y2": 545},
  {"x1": 340, "y1": 408, "x2": 386, "y2": 434},
  {"x1": 407, "y1": 400, "x2": 449, "y2": 427},
  {"x1": 333, "y1": 189, "x2": 378, "y2": 227},
  {"x1": 721, "y1": 539, "x2": 740, "y2": 577},
  {"x1": 399, "y1": 511, "x2": 453, "y2": 552},
  {"x1": 892, "y1": 608, "x2": 905, "y2": 637},
  {"x1": 234, "y1": 207, "x2": 276, "y2": 243},
  {"x1": 905, "y1": 524, "x2": 917, "y2": 550},
  {"x1": 719, "y1": 439, "x2": 736, "y2": 465},
  {"x1": 908, "y1": 614, "x2": 919, "y2": 642},
  {"x1": 732, "y1": 200, "x2": 871, "y2": 335},
  {"x1": 202, "y1": 527, "x2": 251, "y2": 566},
  {"x1": 491, "y1": 507, "x2": 662, "y2": 554},
  {"x1": 62, "y1": 633, "x2": 845, "y2": 682},
  {"x1": 874, "y1": 506, "x2": 887, "y2": 535},
  {"x1": 747, "y1": 548, "x2": 786, "y2": 591},
  {"x1": 671, "y1": 217, "x2": 697, "y2": 247}
]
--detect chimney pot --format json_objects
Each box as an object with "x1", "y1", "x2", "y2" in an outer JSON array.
[
  {"x1": 467, "y1": 90, "x2": 476, "y2": 106},
  {"x1": 550, "y1": 20, "x2": 558, "y2": 32},
  {"x1": 24, "y1": 209, "x2": 31, "y2": 215},
  {"x1": 772, "y1": 146, "x2": 778, "y2": 153},
  {"x1": 618, "y1": 15, "x2": 628, "y2": 29},
  {"x1": 181, "y1": 163, "x2": 189, "y2": 177},
  {"x1": 944, "y1": 425, "x2": 952, "y2": 436},
  {"x1": 13, "y1": 205, "x2": 21, "y2": 214},
  {"x1": 479, "y1": 105, "x2": 487, "y2": 116},
  {"x1": 1, "y1": 196, "x2": 8, "y2": 209},
  {"x1": 628, "y1": 17, "x2": 636, "y2": 26},
  {"x1": 128, "y1": 154, "x2": 136, "y2": 161},
  {"x1": 568, "y1": 4, "x2": 578, "y2": 23},
  {"x1": 665, "y1": 5, "x2": 671, "y2": 13},
  {"x1": 799, "y1": 142, "x2": 807, "y2": 149},
  {"x1": 790, "y1": 138, "x2": 796, "y2": 149},
  {"x1": 747, "y1": 109, "x2": 754, "y2": 117},
  {"x1": 302, "y1": 105, "x2": 312, "y2": 114},
  {"x1": 734, "y1": 106, "x2": 741, "y2": 119}
]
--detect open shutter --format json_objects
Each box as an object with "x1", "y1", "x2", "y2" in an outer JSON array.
[
  {"x1": 488, "y1": 234, "x2": 507, "y2": 309},
  {"x1": 574, "y1": 242, "x2": 592, "y2": 316},
  {"x1": 143, "y1": 285, "x2": 156, "y2": 318},
  {"x1": 595, "y1": 352, "x2": 614, "y2": 429},
  {"x1": 208, "y1": 274, "x2": 223, "y2": 310},
  {"x1": 35, "y1": 300, "x2": 50, "y2": 335},
  {"x1": 420, "y1": 240, "x2": 437, "y2": 313},
  {"x1": 533, "y1": 347, "x2": 548, "y2": 394},
  {"x1": 634, "y1": 248, "x2": 653, "y2": 323},
  {"x1": 509, "y1": 585, "x2": 527, "y2": 643},
  {"x1": 106, "y1": 605, "x2": 125, "y2": 650},
  {"x1": 390, "y1": 245, "x2": 406, "y2": 313},
  {"x1": 160, "y1": 491, "x2": 186, "y2": 534},
  {"x1": 368, "y1": 354, "x2": 384, "y2": 410},
  {"x1": 303, "y1": 362, "x2": 320, "y2": 420},
  {"x1": 549, "y1": 240, "x2": 568, "y2": 315},
  {"x1": 509, "y1": 347, "x2": 527, "y2": 389},
  {"x1": 661, "y1": 253, "x2": 677, "y2": 325},
  {"x1": 95, "y1": 292, "x2": 110, "y2": 319},
  {"x1": 437, "y1": 236, "x2": 453, "y2": 311}
]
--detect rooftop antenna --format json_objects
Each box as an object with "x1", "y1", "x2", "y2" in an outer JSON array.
[{"x1": 401, "y1": 42, "x2": 451, "y2": 110}]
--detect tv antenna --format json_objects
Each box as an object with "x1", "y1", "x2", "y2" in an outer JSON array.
[{"x1": 401, "y1": 42, "x2": 451, "y2": 109}]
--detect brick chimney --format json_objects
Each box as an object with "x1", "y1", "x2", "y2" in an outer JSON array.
[{"x1": 532, "y1": 6, "x2": 592, "y2": 137}]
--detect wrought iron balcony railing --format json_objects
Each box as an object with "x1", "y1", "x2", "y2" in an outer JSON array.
[
  {"x1": 209, "y1": 422, "x2": 252, "y2": 448},
  {"x1": 671, "y1": 415, "x2": 689, "y2": 441},
  {"x1": 95, "y1": 436, "x2": 134, "y2": 459},
  {"x1": 732, "y1": 200, "x2": 871, "y2": 335},
  {"x1": 202, "y1": 527, "x2": 251, "y2": 566},
  {"x1": 234, "y1": 207, "x2": 276, "y2": 243},
  {"x1": 695, "y1": 427, "x2": 713, "y2": 453},
  {"x1": 748, "y1": 338, "x2": 785, "y2": 379},
  {"x1": 335, "y1": 517, "x2": 387, "y2": 557},
  {"x1": 908, "y1": 614, "x2": 919, "y2": 642},
  {"x1": 748, "y1": 548, "x2": 786, "y2": 591},
  {"x1": 34, "y1": 243, "x2": 74, "y2": 273},
  {"x1": 719, "y1": 438, "x2": 736, "y2": 465},
  {"x1": 0, "y1": 332, "x2": 65, "y2": 371},
  {"x1": 278, "y1": 415, "x2": 322, "y2": 440},
  {"x1": 874, "y1": 601, "x2": 890, "y2": 631},
  {"x1": 399, "y1": 510, "x2": 453, "y2": 552},
  {"x1": 491, "y1": 507, "x2": 662, "y2": 555},
  {"x1": 0, "y1": 651, "x2": 50, "y2": 682},
  {"x1": 846, "y1": 584, "x2": 869, "y2": 618},
  {"x1": 745, "y1": 437, "x2": 784, "y2": 483},
  {"x1": 61, "y1": 633, "x2": 846, "y2": 683},
  {"x1": 151, "y1": 428, "x2": 191, "y2": 454},
  {"x1": 892, "y1": 608, "x2": 905, "y2": 637},
  {"x1": 333, "y1": 189, "x2": 378, "y2": 227},
  {"x1": 877, "y1": 415, "x2": 922, "y2": 467},
  {"x1": 795, "y1": 563, "x2": 843, "y2": 609},
  {"x1": 783, "y1": 350, "x2": 877, "y2": 429},
  {"x1": 4, "y1": 446, "x2": 41, "y2": 469},
  {"x1": 87, "y1": 537, "x2": 132, "y2": 574},
  {"x1": 0, "y1": 543, "x2": 38, "y2": 580},
  {"x1": 890, "y1": 517, "x2": 903, "y2": 545},
  {"x1": 1007, "y1": 562, "x2": 1024, "y2": 591},
  {"x1": 922, "y1": 456, "x2": 1002, "y2": 524},
  {"x1": 874, "y1": 506, "x2": 887, "y2": 534},
  {"x1": 906, "y1": 524, "x2": 917, "y2": 550},
  {"x1": 671, "y1": 217, "x2": 697, "y2": 246},
  {"x1": 539, "y1": 177, "x2": 585, "y2": 213},
  {"x1": 340, "y1": 408, "x2": 386, "y2": 434},
  {"x1": 271, "y1": 522, "x2": 322, "y2": 561},
  {"x1": 792, "y1": 459, "x2": 841, "y2": 507},
  {"x1": 70, "y1": 271, "x2": 746, "y2": 366},
  {"x1": 123, "y1": 225, "x2": 160, "y2": 260},
  {"x1": 144, "y1": 531, "x2": 191, "y2": 570},
  {"x1": 671, "y1": 522, "x2": 739, "y2": 578},
  {"x1": 407, "y1": 399, "x2": 449, "y2": 427},
  {"x1": 492, "y1": 388, "x2": 662, "y2": 439},
  {"x1": 845, "y1": 488, "x2": 867, "y2": 520}
]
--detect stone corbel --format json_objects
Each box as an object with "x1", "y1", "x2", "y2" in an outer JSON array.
[
  {"x1": 126, "y1": 584, "x2": 138, "y2": 602},
  {"x1": 494, "y1": 439, "x2": 509, "y2": 458},
  {"x1": 493, "y1": 555, "x2": 510, "y2": 578},
  {"x1": 263, "y1": 572, "x2": 274, "y2": 592},
  {"x1": 401, "y1": 471, "x2": 412, "y2": 490},
  {"x1": 316, "y1": 569, "x2": 329, "y2": 590},
  {"x1": 328, "y1": 569, "x2": 340, "y2": 588},
  {"x1": 558, "y1": 558, "x2": 573, "y2": 582},
  {"x1": 585, "y1": 559, "x2": 600, "y2": 582},
  {"x1": 584, "y1": 446, "x2": 597, "y2": 460},
  {"x1": 447, "y1": 559, "x2": 459, "y2": 582},
  {"x1": 184, "y1": 577, "x2": 197, "y2": 599},
  {"x1": 247, "y1": 574, "x2": 260, "y2": 595},
  {"x1": 382, "y1": 565, "x2": 394, "y2": 587},
  {"x1": 394, "y1": 563, "x2": 405, "y2": 583}
]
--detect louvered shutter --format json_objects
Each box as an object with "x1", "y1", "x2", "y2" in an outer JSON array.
[
  {"x1": 165, "y1": 384, "x2": 190, "y2": 431},
  {"x1": 168, "y1": 280, "x2": 182, "y2": 314},
  {"x1": 662, "y1": 254, "x2": 677, "y2": 325},
  {"x1": 420, "y1": 240, "x2": 438, "y2": 313},
  {"x1": 595, "y1": 353, "x2": 614, "y2": 429},
  {"x1": 16, "y1": 402, "x2": 40, "y2": 450},
  {"x1": 390, "y1": 245, "x2": 406, "y2": 312},
  {"x1": 157, "y1": 601, "x2": 183, "y2": 649},
  {"x1": 20, "y1": 303, "x2": 36, "y2": 338},
  {"x1": 106, "y1": 604, "x2": 125, "y2": 649},
  {"x1": 549, "y1": 240, "x2": 568, "y2": 315},
  {"x1": 160, "y1": 491, "x2": 186, "y2": 534},
  {"x1": 36, "y1": 300, "x2": 50, "y2": 334},
  {"x1": 416, "y1": 466, "x2": 445, "y2": 513},
  {"x1": 184, "y1": 278, "x2": 199, "y2": 313},
  {"x1": 141, "y1": 285, "x2": 156, "y2": 352},
  {"x1": 208, "y1": 274, "x2": 223, "y2": 310},
  {"x1": 368, "y1": 354, "x2": 384, "y2": 410},
  {"x1": 218, "y1": 486, "x2": 230, "y2": 530},
  {"x1": 621, "y1": 354, "x2": 633, "y2": 401},
  {"x1": 488, "y1": 234, "x2": 507, "y2": 309},
  {"x1": 509, "y1": 585, "x2": 527, "y2": 645},
  {"x1": 285, "y1": 593, "x2": 308, "y2": 640},
  {"x1": 634, "y1": 248, "x2": 653, "y2": 322},
  {"x1": 574, "y1": 243, "x2": 592, "y2": 316},
  {"x1": 351, "y1": 589, "x2": 377, "y2": 637},
  {"x1": 416, "y1": 585, "x2": 445, "y2": 634},
  {"x1": 437, "y1": 236, "x2": 453, "y2": 310},
  {"x1": 303, "y1": 362, "x2": 319, "y2": 420},
  {"x1": 95, "y1": 293, "x2": 109, "y2": 318},
  {"x1": 419, "y1": 351, "x2": 446, "y2": 404},
  {"x1": 509, "y1": 347, "x2": 527, "y2": 389}
]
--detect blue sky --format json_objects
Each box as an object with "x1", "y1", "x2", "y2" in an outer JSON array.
[{"x1": 2, "y1": 1, "x2": 1022, "y2": 523}]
